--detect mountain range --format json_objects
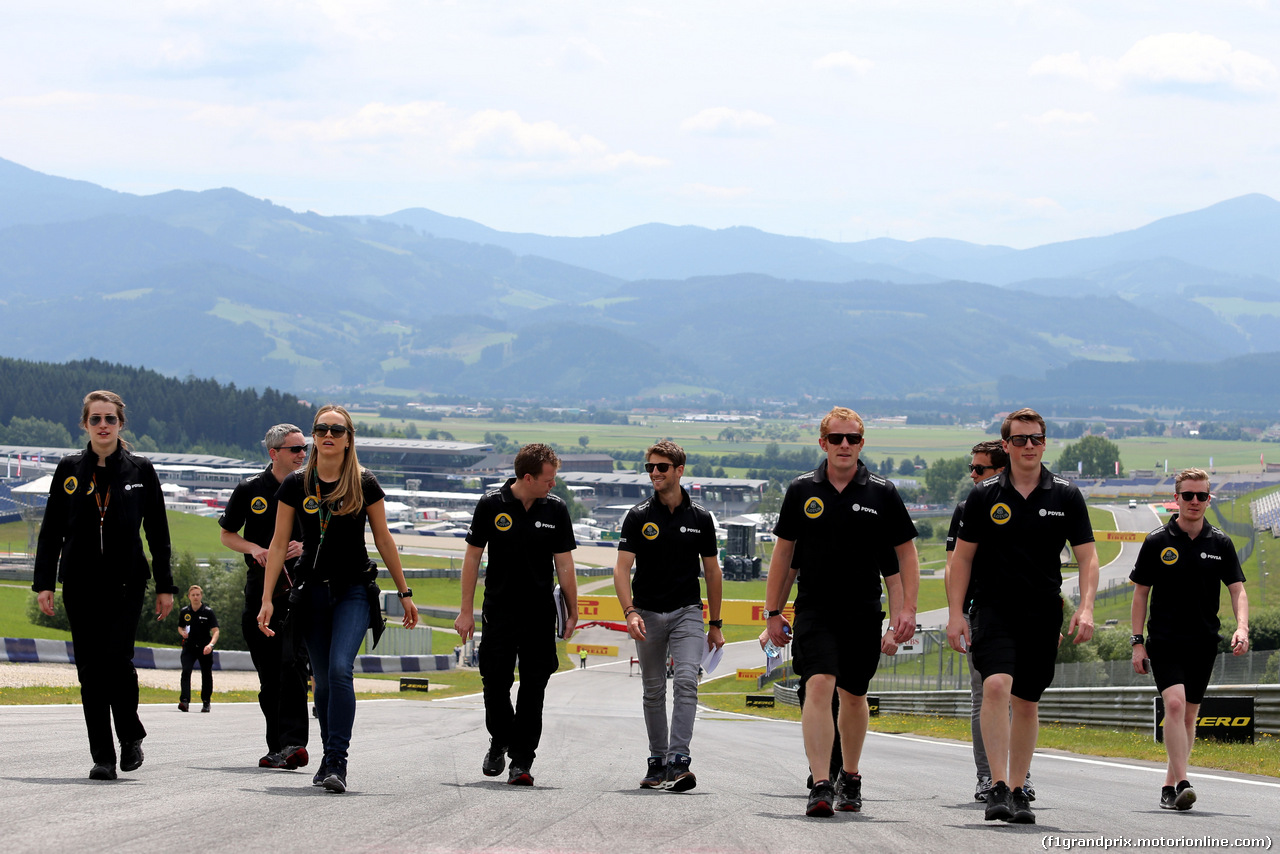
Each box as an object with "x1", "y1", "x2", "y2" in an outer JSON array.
[{"x1": 3, "y1": 155, "x2": 1279, "y2": 408}]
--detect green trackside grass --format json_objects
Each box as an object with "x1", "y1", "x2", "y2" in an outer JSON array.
[{"x1": 696, "y1": 674, "x2": 1280, "y2": 778}]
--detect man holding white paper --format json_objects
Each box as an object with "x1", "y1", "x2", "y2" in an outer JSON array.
[{"x1": 613, "y1": 440, "x2": 724, "y2": 793}]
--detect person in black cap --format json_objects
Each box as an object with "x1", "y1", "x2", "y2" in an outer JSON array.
[
  {"x1": 1131, "y1": 467, "x2": 1249, "y2": 812},
  {"x1": 455, "y1": 443, "x2": 578, "y2": 786},
  {"x1": 220, "y1": 422, "x2": 311, "y2": 768},
  {"x1": 34, "y1": 389, "x2": 176, "y2": 781},
  {"x1": 177, "y1": 585, "x2": 219, "y2": 712}
]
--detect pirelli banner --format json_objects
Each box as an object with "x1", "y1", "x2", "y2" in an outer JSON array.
[
  {"x1": 575, "y1": 598, "x2": 793, "y2": 626},
  {"x1": 1099, "y1": 531, "x2": 1149, "y2": 543},
  {"x1": 1155, "y1": 695, "x2": 1255, "y2": 744}
]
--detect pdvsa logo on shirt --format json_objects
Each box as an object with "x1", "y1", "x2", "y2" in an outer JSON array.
[
  {"x1": 63, "y1": 476, "x2": 78, "y2": 495},
  {"x1": 804, "y1": 498, "x2": 824, "y2": 519},
  {"x1": 990, "y1": 503, "x2": 1012, "y2": 525},
  {"x1": 250, "y1": 496, "x2": 269, "y2": 514},
  {"x1": 852, "y1": 503, "x2": 878, "y2": 515},
  {"x1": 495, "y1": 513, "x2": 513, "y2": 532},
  {"x1": 302, "y1": 496, "x2": 320, "y2": 515},
  {"x1": 681, "y1": 526, "x2": 701, "y2": 533},
  {"x1": 1160, "y1": 547, "x2": 1179, "y2": 565},
  {"x1": 124, "y1": 483, "x2": 143, "y2": 491},
  {"x1": 642, "y1": 522, "x2": 660, "y2": 540},
  {"x1": 1039, "y1": 509, "x2": 1064, "y2": 517},
  {"x1": 1202, "y1": 552, "x2": 1221, "y2": 561},
  {"x1": 536, "y1": 521, "x2": 555, "y2": 529}
]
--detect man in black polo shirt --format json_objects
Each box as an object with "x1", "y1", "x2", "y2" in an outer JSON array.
[
  {"x1": 178, "y1": 585, "x2": 219, "y2": 712},
  {"x1": 219, "y1": 423, "x2": 310, "y2": 769},
  {"x1": 614, "y1": 440, "x2": 725, "y2": 792},
  {"x1": 1130, "y1": 468, "x2": 1249, "y2": 811},
  {"x1": 763, "y1": 406, "x2": 920, "y2": 817},
  {"x1": 947, "y1": 407, "x2": 1099, "y2": 825},
  {"x1": 455, "y1": 443, "x2": 578, "y2": 786}
]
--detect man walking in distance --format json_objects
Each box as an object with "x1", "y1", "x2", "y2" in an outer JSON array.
[
  {"x1": 455, "y1": 444, "x2": 578, "y2": 786},
  {"x1": 178, "y1": 585, "x2": 218, "y2": 713},
  {"x1": 947, "y1": 407, "x2": 1099, "y2": 825},
  {"x1": 1131, "y1": 468, "x2": 1249, "y2": 811},
  {"x1": 945, "y1": 439, "x2": 1025, "y2": 803},
  {"x1": 614, "y1": 440, "x2": 726, "y2": 792},
  {"x1": 763, "y1": 407, "x2": 920, "y2": 817},
  {"x1": 219, "y1": 424, "x2": 310, "y2": 769}
]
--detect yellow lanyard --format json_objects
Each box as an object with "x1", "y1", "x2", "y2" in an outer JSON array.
[
  {"x1": 312, "y1": 481, "x2": 334, "y2": 568},
  {"x1": 91, "y1": 473, "x2": 110, "y2": 552}
]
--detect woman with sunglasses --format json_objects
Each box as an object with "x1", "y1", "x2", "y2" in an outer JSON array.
[
  {"x1": 256, "y1": 404, "x2": 418, "y2": 793},
  {"x1": 33, "y1": 390, "x2": 176, "y2": 781}
]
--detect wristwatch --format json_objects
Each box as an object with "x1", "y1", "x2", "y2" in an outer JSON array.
[
  {"x1": 397, "y1": 588, "x2": 414, "y2": 599},
  {"x1": 708, "y1": 619, "x2": 723, "y2": 628},
  {"x1": 1129, "y1": 633, "x2": 1144, "y2": 646},
  {"x1": 765, "y1": 609, "x2": 783, "y2": 618}
]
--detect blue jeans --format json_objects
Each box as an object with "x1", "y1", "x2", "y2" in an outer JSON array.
[
  {"x1": 635, "y1": 605, "x2": 706, "y2": 760},
  {"x1": 303, "y1": 581, "x2": 368, "y2": 762}
]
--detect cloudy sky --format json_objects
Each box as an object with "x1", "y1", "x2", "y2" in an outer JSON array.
[{"x1": 4, "y1": 1, "x2": 1279, "y2": 247}]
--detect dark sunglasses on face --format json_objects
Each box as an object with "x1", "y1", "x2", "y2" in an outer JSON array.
[
  {"x1": 825, "y1": 433, "x2": 863, "y2": 446},
  {"x1": 313, "y1": 423, "x2": 349, "y2": 437},
  {"x1": 644, "y1": 462, "x2": 675, "y2": 473},
  {"x1": 1179, "y1": 491, "x2": 1211, "y2": 502},
  {"x1": 88, "y1": 414, "x2": 119, "y2": 426},
  {"x1": 968, "y1": 464, "x2": 997, "y2": 475},
  {"x1": 1007, "y1": 433, "x2": 1047, "y2": 447},
  {"x1": 276, "y1": 444, "x2": 308, "y2": 454}
]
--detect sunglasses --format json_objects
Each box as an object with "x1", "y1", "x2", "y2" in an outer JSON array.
[
  {"x1": 275, "y1": 444, "x2": 308, "y2": 454},
  {"x1": 313, "y1": 423, "x2": 349, "y2": 437},
  {"x1": 1007, "y1": 433, "x2": 1047, "y2": 447},
  {"x1": 968, "y1": 464, "x2": 997, "y2": 475},
  {"x1": 1178, "y1": 491, "x2": 1210, "y2": 502},
  {"x1": 87, "y1": 414, "x2": 119, "y2": 426},
  {"x1": 825, "y1": 433, "x2": 863, "y2": 446},
  {"x1": 644, "y1": 462, "x2": 676, "y2": 473}
]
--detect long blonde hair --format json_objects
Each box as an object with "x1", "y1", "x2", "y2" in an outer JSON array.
[{"x1": 304, "y1": 405, "x2": 365, "y2": 516}]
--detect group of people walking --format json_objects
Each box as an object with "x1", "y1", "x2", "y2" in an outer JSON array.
[{"x1": 32, "y1": 394, "x2": 1251, "y2": 820}]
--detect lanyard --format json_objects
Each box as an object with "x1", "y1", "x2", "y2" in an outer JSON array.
[
  {"x1": 312, "y1": 481, "x2": 334, "y2": 570},
  {"x1": 91, "y1": 473, "x2": 110, "y2": 553}
]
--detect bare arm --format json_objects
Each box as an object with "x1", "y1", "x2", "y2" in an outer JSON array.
[
  {"x1": 1130, "y1": 582, "x2": 1150, "y2": 673},
  {"x1": 1227, "y1": 581, "x2": 1250, "y2": 654},
  {"x1": 882, "y1": 573, "x2": 903, "y2": 654},
  {"x1": 453, "y1": 543, "x2": 485, "y2": 642},
  {"x1": 891, "y1": 539, "x2": 919, "y2": 643},
  {"x1": 613, "y1": 550, "x2": 645, "y2": 640},
  {"x1": 1067, "y1": 541, "x2": 1099, "y2": 643},
  {"x1": 703, "y1": 554, "x2": 725, "y2": 650},
  {"x1": 204, "y1": 626, "x2": 220, "y2": 654},
  {"x1": 763, "y1": 537, "x2": 797, "y2": 646},
  {"x1": 554, "y1": 552, "x2": 578, "y2": 639},
  {"x1": 221, "y1": 528, "x2": 302, "y2": 566},
  {"x1": 946, "y1": 539, "x2": 976, "y2": 652},
  {"x1": 367, "y1": 498, "x2": 418, "y2": 629}
]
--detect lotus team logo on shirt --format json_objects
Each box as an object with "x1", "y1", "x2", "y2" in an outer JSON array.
[
  {"x1": 642, "y1": 522, "x2": 660, "y2": 540},
  {"x1": 63, "y1": 476, "x2": 78, "y2": 495},
  {"x1": 495, "y1": 513, "x2": 513, "y2": 532},
  {"x1": 183, "y1": 613, "x2": 191, "y2": 622},
  {"x1": 804, "y1": 497, "x2": 824, "y2": 519},
  {"x1": 1160, "y1": 547, "x2": 1179, "y2": 565},
  {"x1": 302, "y1": 496, "x2": 320, "y2": 514},
  {"x1": 250, "y1": 496, "x2": 269, "y2": 514},
  {"x1": 990, "y1": 503, "x2": 1012, "y2": 525}
]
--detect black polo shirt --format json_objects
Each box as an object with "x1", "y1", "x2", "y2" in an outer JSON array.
[
  {"x1": 959, "y1": 465, "x2": 1093, "y2": 609},
  {"x1": 180, "y1": 604, "x2": 218, "y2": 649},
  {"x1": 619, "y1": 487, "x2": 718, "y2": 613},
  {"x1": 1130, "y1": 515, "x2": 1245, "y2": 642},
  {"x1": 946, "y1": 500, "x2": 979, "y2": 608},
  {"x1": 774, "y1": 459, "x2": 917, "y2": 614},
  {"x1": 276, "y1": 469, "x2": 385, "y2": 586},
  {"x1": 219, "y1": 465, "x2": 303, "y2": 608},
  {"x1": 465, "y1": 478, "x2": 577, "y2": 613}
]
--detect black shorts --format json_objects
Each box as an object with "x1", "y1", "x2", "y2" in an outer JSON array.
[
  {"x1": 971, "y1": 598, "x2": 1064, "y2": 702},
  {"x1": 1147, "y1": 635, "x2": 1218, "y2": 704},
  {"x1": 791, "y1": 608, "x2": 884, "y2": 696}
]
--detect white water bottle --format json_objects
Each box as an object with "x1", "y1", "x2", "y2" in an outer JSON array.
[{"x1": 763, "y1": 625, "x2": 791, "y2": 658}]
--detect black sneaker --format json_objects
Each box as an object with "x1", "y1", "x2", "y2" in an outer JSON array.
[
  {"x1": 312, "y1": 757, "x2": 329, "y2": 786},
  {"x1": 482, "y1": 739, "x2": 507, "y2": 777},
  {"x1": 835, "y1": 769, "x2": 862, "y2": 812},
  {"x1": 640, "y1": 756, "x2": 666, "y2": 789},
  {"x1": 665, "y1": 754, "x2": 696, "y2": 792},
  {"x1": 178, "y1": 700, "x2": 189, "y2": 712},
  {"x1": 975, "y1": 775, "x2": 993, "y2": 802},
  {"x1": 279, "y1": 745, "x2": 309, "y2": 769},
  {"x1": 260, "y1": 752, "x2": 287, "y2": 769},
  {"x1": 1010, "y1": 786, "x2": 1035, "y2": 824},
  {"x1": 1160, "y1": 786, "x2": 1178, "y2": 809},
  {"x1": 1174, "y1": 780, "x2": 1196, "y2": 811},
  {"x1": 507, "y1": 765, "x2": 534, "y2": 786},
  {"x1": 322, "y1": 758, "x2": 348, "y2": 793},
  {"x1": 984, "y1": 781, "x2": 1013, "y2": 821},
  {"x1": 89, "y1": 763, "x2": 117, "y2": 781},
  {"x1": 201, "y1": 702, "x2": 210, "y2": 713},
  {"x1": 806, "y1": 780, "x2": 836, "y2": 817},
  {"x1": 119, "y1": 739, "x2": 144, "y2": 772}
]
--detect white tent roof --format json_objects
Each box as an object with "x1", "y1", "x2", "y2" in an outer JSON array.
[{"x1": 11, "y1": 475, "x2": 53, "y2": 494}]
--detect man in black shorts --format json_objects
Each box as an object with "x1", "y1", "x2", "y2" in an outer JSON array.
[
  {"x1": 219, "y1": 423, "x2": 311, "y2": 769},
  {"x1": 178, "y1": 585, "x2": 219, "y2": 713},
  {"x1": 947, "y1": 407, "x2": 1098, "y2": 825},
  {"x1": 1130, "y1": 467, "x2": 1249, "y2": 811},
  {"x1": 763, "y1": 406, "x2": 919, "y2": 817},
  {"x1": 455, "y1": 443, "x2": 578, "y2": 786}
]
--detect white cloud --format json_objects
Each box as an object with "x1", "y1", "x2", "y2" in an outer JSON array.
[
  {"x1": 678, "y1": 183, "x2": 753, "y2": 200},
  {"x1": 813, "y1": 51, "x2": 874, "y2": 75},
  {"x1": 680, "y1": 107, "x2": 777, "y2": 137},
  {"x1": 1031, "y1": 109, "x2": 1098, "y2": 126},
  {"x1": 548, "y1": 37, "x2": 607, "y2": 71},
  {"x1": 1031, "y1": 32, "x2": 1278, "y2": 95}
]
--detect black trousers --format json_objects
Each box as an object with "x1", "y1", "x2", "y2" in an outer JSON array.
[
  {"x1": 242, "y1": 604, "x2": 311, "y2": 751},
  {"x1": 478, "y1": 608, "x2": 560, "y2": 768},
  {"x1": 62, "y1": 576, "x2": 147, "y2": 765},
  {"x1": 180, "y1": 646, "x2": 214, "y2": 703}
]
